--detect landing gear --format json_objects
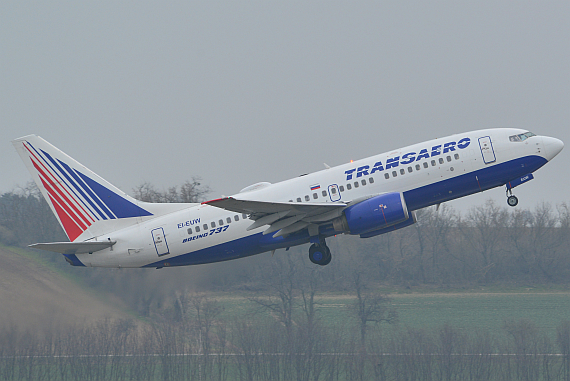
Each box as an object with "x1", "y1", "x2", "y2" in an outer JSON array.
[
  {"x1": 506, "y1": 188, "x2": 519, "y2": 207},
  {"x1": 309, "y1": 243, "x2": 332, "y2": 266}
]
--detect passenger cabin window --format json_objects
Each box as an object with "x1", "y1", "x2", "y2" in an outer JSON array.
[
  {"x1": 431, "y1": 160, "x2": 436, "y2": 166},
  {"x1": 447, "y1": 156, "x2": 452, "y2": 162},
  {"x1": 361, "y1": 179, "x2": 366, "y2": 186},
  {"x1": 203, "y1": 224, "x2": 208, "y2": 230},
  {"x1": 195, "y1": 226, "x2": 200, "y2": 232},
  {"x1": 234, "y1": 215, "x2": 239, "y2": 221},
  {"x1": 439, "y1": 158, "x2": 444, "y2": 164},
  {"x1": 242, "y1": 214, "x2": 248, "y2": 219},
  {"x1": 354, "y1": 181, "x2": 359, "y2": 188},
  {"x1": 347, "y1": 183, "x2": 352, "y2": 190},
  {"x1": 400, "y1": 169, "x2": 405, "y2": 175},
  {"x1": 219, "y1": 219, "x2": 224, "y2": 226},
  {"x1": 339, "y1": 185, "x2": 345, "y2": 191},
  {"x1": 454, "y1": 153, "x2": 460, "y2": 160},
  {"x1": 305, "y1": 195, "x2": 310, "y2": 201},
  {"x1": 408, "y1": 166, "x2": 413, "y2": 173},
  {"x1": 226, "y1": 217, "x2": 231, "y2": 224},
  {"x1": 384, "y1": 173, "x2": 390, "y2": 179},
  {"x1": 423, "y1": 162, "x2": 429, "y2": 168},
  {"x1": 211, "y1": 222, "x2": 216, "y2": 228},
  {"x1": 415, "y1": 164, "x2": 421, "y2": 170},
  {"x1": 392, "y1": 171, "x2": 397, "y2": 177},
  {"x1": 297, "y1": 197, "x2": 302, "y2": 202},
  {"x1": 331, "y1": 187, "x2": 337, "y2": 194},
  {"x1": 313, "y1": 193, "x2": 318, "y2": 199},
  {"x1": 369, "y1": 178, "x2": 374, "y2": 184},
  {"x1": 187, "y1": 227, "x2": 192, "y2": 234}
]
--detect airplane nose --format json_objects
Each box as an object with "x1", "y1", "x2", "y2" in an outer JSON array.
[{"x1": 542, "y1": 136, "x2": 564, "y2": 161}]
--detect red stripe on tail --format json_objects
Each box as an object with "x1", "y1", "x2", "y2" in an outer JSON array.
[
  {"x1": 30, "y1": 158, "x2": 92, "y2": 231},
  {"x1": 47, "y1": 194, "x2": 83, "y2": 241},
  {"x1": 36, "y1": 167, "x2": 90, "y2": 234}
]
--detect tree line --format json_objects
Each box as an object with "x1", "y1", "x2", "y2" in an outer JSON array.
[{"x1": 2, "y1": 308, "x2": 570, "y2": 380}]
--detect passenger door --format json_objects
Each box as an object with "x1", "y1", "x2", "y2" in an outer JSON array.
[
  {"x1": 151, "y1": 227, "x2": 170, "y2": 256},
  {"x1": 478, "y1": 136, "x2": 496, "y2": 164}
]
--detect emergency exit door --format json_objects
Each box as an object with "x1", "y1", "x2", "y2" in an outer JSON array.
[
  {"x1": 478, "y1": 136, "x2": 496, "y2": 164},
  {"x1": 151, "y1": 228, "x2": 169, "y2": 256}
]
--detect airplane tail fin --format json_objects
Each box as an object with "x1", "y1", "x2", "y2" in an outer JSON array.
[{"x1": 12, "y1": 135, "x2": 166, "y2": 242}]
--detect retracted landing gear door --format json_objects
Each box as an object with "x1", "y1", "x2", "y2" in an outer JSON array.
[
  {"x1": 478, "y1": 136, "x2": 496, "y2": 164},
  {"x1": 151, "y1": 227, "x2": 170, "y2": 256}
]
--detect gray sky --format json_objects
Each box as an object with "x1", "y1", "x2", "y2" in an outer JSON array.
[{"x1": 2, "y1": 1, "x2": 569, "y2": 214}]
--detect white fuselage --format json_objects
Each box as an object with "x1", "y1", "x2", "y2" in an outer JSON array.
[{"x1": 71, "y1": 128, "x2": 560, "y2": 268}]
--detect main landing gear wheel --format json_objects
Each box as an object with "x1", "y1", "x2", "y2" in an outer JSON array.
[
  {"x1": 309, "y1": 243, "x2": 332, "y2": 266},
  {"x1": 507, "y1": 195, "x2": 519, "y2": 207}
]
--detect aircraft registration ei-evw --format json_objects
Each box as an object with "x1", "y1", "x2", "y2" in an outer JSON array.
[{"x1": 12, "y1": 128, "x2": 564, "y2": 268}]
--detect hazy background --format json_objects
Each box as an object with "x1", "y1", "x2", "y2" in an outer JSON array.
[{"x1": 2, "y1": 1, "x2": 569, "y2": 213}]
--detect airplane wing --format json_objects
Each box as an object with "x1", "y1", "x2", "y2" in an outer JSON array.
[
  {"x1": 29, "y1": 241, "x2": 116, "y2": 254},
  {"x1": 203, "y1": 197, "x2": 347, "y2": 238}
]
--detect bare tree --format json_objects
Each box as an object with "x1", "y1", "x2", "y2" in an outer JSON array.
[
  {"x1": 558, "y1": 321, "x2": 570, "y2": 381},
  {"x1": 249, "y1": 253, "x2": 298, "y2": 341},
  {"x1": 351, "y1": 272, "x2": 397, "y2": 347},
  {"x1": 132, "y1": 178, "x2": 210, "y2": 203},
  {"x1": 461, "y1": 200, "x2": 508, "y2": 283}
]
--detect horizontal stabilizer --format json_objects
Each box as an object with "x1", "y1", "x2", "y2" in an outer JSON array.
[{"x1": 29, "y1": 241, "x2": 116, "y2": 254}]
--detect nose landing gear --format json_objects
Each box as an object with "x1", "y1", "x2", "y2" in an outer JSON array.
[
  {"x1": 309, "y1": 241, "x2": 332, "y2": 266},
  {"x1": 506, "y1": 189, "x2": 518, "y2": 207}
]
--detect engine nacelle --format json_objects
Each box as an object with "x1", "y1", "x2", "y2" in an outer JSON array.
[
  {"x1": 359, "y1": 211, "x2": 417, "y2": 238},
  {"x1": 332, "y1": 192, "x2": 410, "y2": 235}
]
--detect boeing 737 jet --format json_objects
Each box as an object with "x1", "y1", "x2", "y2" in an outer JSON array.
[{"x1": 12, "y1": 128, "x2": 563, "y2": 268}]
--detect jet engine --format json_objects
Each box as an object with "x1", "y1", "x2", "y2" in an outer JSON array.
[{"x1": 332, "y1": 192, "x2": 413, "y2": 235}]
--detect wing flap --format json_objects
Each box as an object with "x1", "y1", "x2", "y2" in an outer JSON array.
[
  {"x1": 203, "y1": 197, "x2": 347, "y2": 237},
  {"x1": 29, "y1": 241, "x2": 116, "y2": 254},
  {"x1": 203, "y1": 197, "x2": 346, "y2": 217}
]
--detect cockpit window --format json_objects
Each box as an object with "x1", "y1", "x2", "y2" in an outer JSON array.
[{"x1": 509, "y1": 131, "x2": 536, "y2": 142}]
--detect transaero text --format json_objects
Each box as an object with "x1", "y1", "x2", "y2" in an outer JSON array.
[{"x1": 344, "y1": 138, "x2": 471, "y2": 180}]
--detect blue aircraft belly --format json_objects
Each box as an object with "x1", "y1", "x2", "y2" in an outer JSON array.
[
  {"x1": 404, "y1": 155, "x2": 547, "y2": 211},
  {"x1": 143, "y1": 231, "x2": 314, "y2": 268}
]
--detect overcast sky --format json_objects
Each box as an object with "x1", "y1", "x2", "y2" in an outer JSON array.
[{"x1": 2, "y1": 1, "x2": 569, "y2": 214}]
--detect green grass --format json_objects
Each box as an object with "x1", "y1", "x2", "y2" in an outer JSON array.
[
  {"x1": 390, "y1": 292, "x2": 570, "y2": 335},
  {"x1": 213, "y1": 290, "x2": 570, "y2": 340}
]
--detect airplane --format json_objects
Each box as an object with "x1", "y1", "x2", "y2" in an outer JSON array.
[{"x1": 12, "y1": 128, "x2": 563, "y2": 268}]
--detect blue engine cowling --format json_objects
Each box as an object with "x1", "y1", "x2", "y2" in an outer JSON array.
[
  {"x1": 332, "y1": 192, "x2": 410, "y2": 235},
  {"x1": 359, "y1": 211, "x2": 417, "y2": 238}
]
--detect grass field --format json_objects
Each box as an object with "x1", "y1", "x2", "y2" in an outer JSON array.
[{"x1": 214, "y1": 289, "x2": 570, "y2": 340}]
